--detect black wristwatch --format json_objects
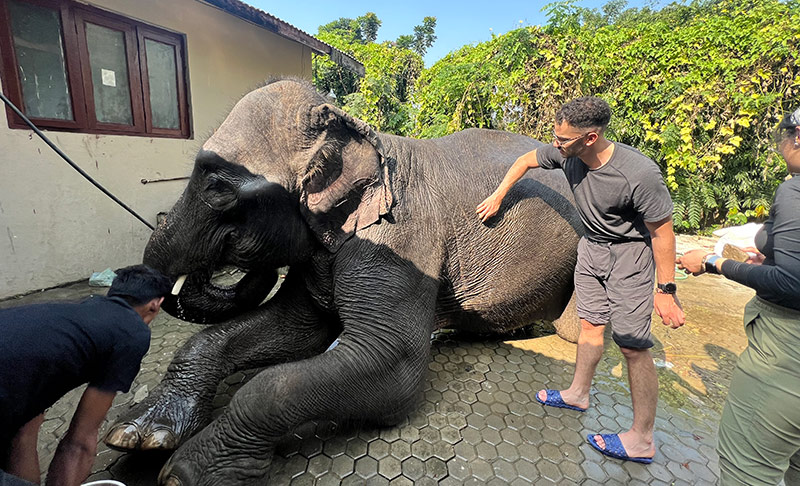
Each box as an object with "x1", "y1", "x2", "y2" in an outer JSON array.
[
  {"x1": 656, "y1": 282, "x2": 677, "y2": 294},
  {"x1": 702, "y1": 254, "x2": 721, "y2": 274}
]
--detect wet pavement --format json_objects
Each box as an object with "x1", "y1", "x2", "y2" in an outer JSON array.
[{"x1": 1, "y1": 236, "x2": 757, "y2": 485}]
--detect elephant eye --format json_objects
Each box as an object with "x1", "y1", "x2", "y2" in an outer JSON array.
[{"x1": 202, "y1": 174, "x2": 237, "y2": 211}]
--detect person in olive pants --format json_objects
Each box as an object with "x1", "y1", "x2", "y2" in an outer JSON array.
[{"x1": 679, "y1": 107, "x2": 800, "y2": 485}]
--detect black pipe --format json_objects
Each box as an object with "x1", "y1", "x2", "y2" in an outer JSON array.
[{"x1": 0, "y1": 90, "x2": 154, "y2": 231}]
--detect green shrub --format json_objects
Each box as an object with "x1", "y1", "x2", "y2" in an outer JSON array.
[{"x1": 411, "y1": 0, "x2": 800, "y2": 229}]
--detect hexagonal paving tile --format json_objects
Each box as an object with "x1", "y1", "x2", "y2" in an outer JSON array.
[
  {"x1": 307, "y1": 454, "x2": 332, "y2": 477},
  {"x1": 330, "y1": 454, "x2": 355, "y2": 478},
  {"x1": 354, "y1": 455, "x2": 379, "y2": 478},
  {"x1": 368, "y1": 439, "x2": 391, "y2": 459},
  {"x1": 19, "y1": 284, "x2": 733, "y2": 486},
  {"x1": 378, "y1": 456, "x2": 402, "y2": 480}
]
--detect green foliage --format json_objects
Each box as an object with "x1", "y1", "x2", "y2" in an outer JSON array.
[
  {"x1": 414, "y1": 28, "x2": 541, "y2": 138},
  {"x1": 359, "y1": 12, "x2": 381, "y2": 43},
  {"x1": 318, "y1": 13, "x2": 382, "y2": 44},
  {"x1": 411, "y1": 17, "x2": 438, "y2": 56},
  {"x1": 314, "y1": 12, "x2": 385, "y2": 99},
  {"x1": 396, "y1": 35, "x2": 414, "y2": 51},
  {"x1": 411, "y1": 0, "x2": 800, "y2": 229},
  {"x1": 319, "y1": 18, "x2": 361, "y2": 42},
  {"x1": 339, "y1": 42, "x2": 423, "y2": 134},
  {"x1": 313, "y1": 13, "x2": 427, "y2": 135},
  {"x1": 395, "y1": 17, "x2": 438, "y2": 55}
]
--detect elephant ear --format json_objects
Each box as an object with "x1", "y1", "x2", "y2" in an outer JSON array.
[{"x1": 299, "y1": 103, "x2": 393, "y2": 252}]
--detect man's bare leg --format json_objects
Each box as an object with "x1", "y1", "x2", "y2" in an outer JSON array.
[
  {"x1": 538, "y1": 319, "x2": 605, "y2": 409},
  {"x1": 7, "y1": 414, "x2": 44, "y2": 484},
  {"x1": 593, "y1": 347, "x2": 657, "y2": 459}
]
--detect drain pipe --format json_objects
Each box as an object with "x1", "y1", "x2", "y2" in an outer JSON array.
[{"x1": 0, "y1": 90, "x2": 154, "y2": 231}]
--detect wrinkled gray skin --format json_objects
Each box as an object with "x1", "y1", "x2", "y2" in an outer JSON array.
[{"x1": 105, "y1": 79, "x2": 583, "y2": 485}]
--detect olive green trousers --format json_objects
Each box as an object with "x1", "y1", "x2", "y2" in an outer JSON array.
[{"x1": 718, "y1": 297, "x2": 800, "y2": 486}]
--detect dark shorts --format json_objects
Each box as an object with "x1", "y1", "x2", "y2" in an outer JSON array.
[{"x1": 574, "y1": 237, "x2": 655, "y2": 349}]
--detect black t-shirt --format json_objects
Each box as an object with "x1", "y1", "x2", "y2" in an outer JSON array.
[
  {"x1": 537, "y1": 143, "x2": 673, "y2": 242},
  {"x1": 0, "y1": 296, "x2": 150, "y2": 442},
  {"x1": 722, "y1": 176, "x2": 800, "y2": 311}
]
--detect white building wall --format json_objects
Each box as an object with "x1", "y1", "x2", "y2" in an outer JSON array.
[{"x1": 0, "y1": 0, "x2": 311, "y2": 297}]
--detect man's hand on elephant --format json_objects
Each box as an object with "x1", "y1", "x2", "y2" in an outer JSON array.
[
  {"x1": 476, "y1": 192, "x2": 503, "y2": 222},
  {"x1": 654, "y1": 292, "x2": 685, "y2": 329}
]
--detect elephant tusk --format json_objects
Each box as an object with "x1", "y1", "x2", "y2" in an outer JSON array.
[{"x1": 171, "y1": 275, "x2": 188, "y2": 296}]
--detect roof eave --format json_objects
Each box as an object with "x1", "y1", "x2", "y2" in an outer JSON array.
[{"x1": 199, "y1": 0, "x2": 364, "y2": 76}]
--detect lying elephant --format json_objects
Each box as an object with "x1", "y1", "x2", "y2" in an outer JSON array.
[{"x1": 105, "y1": 78, "x2": 583, "y2": 485}]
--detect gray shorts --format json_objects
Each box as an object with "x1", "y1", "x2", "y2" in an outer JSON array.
[{"x1": 574, "y1": 237, "x2": 655, "y2": 349}]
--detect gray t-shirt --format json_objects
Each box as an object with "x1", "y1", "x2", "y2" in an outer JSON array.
[{"x1": 536, "y1": 143, "x2": 673, "y2": 243}]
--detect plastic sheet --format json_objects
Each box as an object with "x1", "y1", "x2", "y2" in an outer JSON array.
[{"x1": 88, "y1": 268, "x2": 116, "y2": 287}]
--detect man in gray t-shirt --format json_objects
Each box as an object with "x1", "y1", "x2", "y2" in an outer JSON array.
[
  {"x1": 477, "y1": 96, "x2": 685, "y2": 464},
  {"x1": 536, "y1": 142, "x2": 674, "y2": 243}
]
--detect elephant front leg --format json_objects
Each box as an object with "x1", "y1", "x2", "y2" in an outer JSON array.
[
  {"x1": 106, "y1": 279, "x2": 336, "y2": 451},
  {"x1": 157, "y1": 271, "x2": 438, "y2": 486},
  {"x1": 104, "y1": 346, "x2": 218, "y2": 451},
  {"x1": 159, "y1": 335, "x2": 432, "y2": 486}
]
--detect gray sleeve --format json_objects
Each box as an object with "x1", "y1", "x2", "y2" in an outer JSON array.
[
  {"x1": 721, "y1": 181, "x2": 800, "y2": 301},
  {"x1": 535, "y1": 145, "x2": 564, "y2": 170},
  {"x1": 631, "y1": 161, "x2": 673, "y2": 222}
]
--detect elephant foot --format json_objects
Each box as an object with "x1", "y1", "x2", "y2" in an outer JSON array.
[
  {"x1": 105, "y1": 387, "x2": 212, "y2": 451},
  {"x1": 157, "y1": 414, "x2": 272, "y2": 486}
]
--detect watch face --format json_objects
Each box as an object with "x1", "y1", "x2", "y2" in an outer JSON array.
[{"x1": 661, "y1": 282, "x2": 677, "y2": 293}]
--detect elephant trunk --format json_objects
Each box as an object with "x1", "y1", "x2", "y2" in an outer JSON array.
[
  {"x1": 143, "y1": 202, "x2": 276, "y2": 324},
  {"x1": 155, "y1": 269, "x2": 277, "y2": 324}
]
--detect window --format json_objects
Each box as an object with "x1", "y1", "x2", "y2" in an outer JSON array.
[{"x1": 0, "y1": 0, "x2": 190, "y2": 138}]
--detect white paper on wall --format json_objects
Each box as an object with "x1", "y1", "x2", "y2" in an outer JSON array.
[{"x1": 101, "y1": 69, "x2": 116, "y2": 87}]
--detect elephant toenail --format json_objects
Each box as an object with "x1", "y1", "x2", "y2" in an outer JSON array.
[
  {"x1": 103, "y1": 422, "x2": 141, "y2": 450},
  {"x1": 142, "y1": 428, "x2": 177, "y2": 450}
]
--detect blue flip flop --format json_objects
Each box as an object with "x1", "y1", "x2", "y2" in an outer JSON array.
[
  {"x1": 535, "y1": 389, "x2": 587, "y2": 412},
  {"x1": 586, "y1": 433, "x2": 654, "y2": 464}
]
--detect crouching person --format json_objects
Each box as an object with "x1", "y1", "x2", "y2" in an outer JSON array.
[{"x1": 0, "y1": 265, "x2": 171, "y2": 486}]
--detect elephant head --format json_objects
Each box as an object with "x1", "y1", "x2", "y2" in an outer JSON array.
[{"x1": 145, "y1": 79, "x2": 393, "y2": 323}]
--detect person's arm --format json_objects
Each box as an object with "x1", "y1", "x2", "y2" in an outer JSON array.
[
  {"x1": 476, "y1": 149, "x2": 541, "y2": 222},
  {"x1": 45, "y1": 387, "x2": 115, "y2": 486},
  {"x1": 718, "y1": 185, "x2": 800, "y2": 298},
  {"x1": 646, "y1": 216, "x2": 686, "y2": 329},
  {"x1": 6, "y1": 414, "x2": 45, "y2": 483},
  {"x1": 678, "y1": 183, "x2": 800, "y2": 301}
]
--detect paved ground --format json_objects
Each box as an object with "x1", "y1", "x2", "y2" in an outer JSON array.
[{"x1": 2, "y1": 236, "x2": 757, "y2": 485}]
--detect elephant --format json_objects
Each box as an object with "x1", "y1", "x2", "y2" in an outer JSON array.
[{"x1": 104, "y1": 78, "x2": 584, "y2": 485}]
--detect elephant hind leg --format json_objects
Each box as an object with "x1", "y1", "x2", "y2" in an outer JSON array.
[{"x1": 552, "y1": 290, "x2": 580, "y2": 343}]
